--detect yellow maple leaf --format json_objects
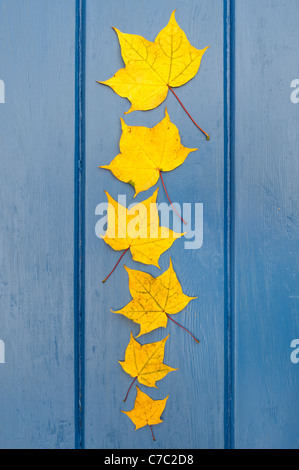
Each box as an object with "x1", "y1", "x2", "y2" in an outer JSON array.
[
  {"x1": 122, "y1": 386, "x2": 169, "y2": 440},
  {"x1": 98, "y1": 10, "x2": 209, "y2": 115},
  {"x1": 120, "y1": 333, "x2": 177, "y2": 401},
  {"x1": 114, "y1": 258, "x2": 198, "y2": 340},
  {"x1": 102, "y1": 189, "x2": 183, "y2": 281},
  {"x1": 100, "y1": 108, "x2": 197, "y2": 197}
]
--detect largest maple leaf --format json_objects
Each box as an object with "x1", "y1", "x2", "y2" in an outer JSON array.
[{"x1": 98, "y1": 10, "x2": 209, "y2": 113}]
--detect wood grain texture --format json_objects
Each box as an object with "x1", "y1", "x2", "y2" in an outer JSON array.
[
  {"x1": 84, "y1": 0, "x2": 225, "y2": 449},
  {"x1": 0, "y1": 0, "x2": 76, "y2": 448},
  {"x1": 1, "y1": 0, "x2": 298, "y2": 450},
  {"x1": 234, "y1": 0, "x2": 299, "y2": 449}
]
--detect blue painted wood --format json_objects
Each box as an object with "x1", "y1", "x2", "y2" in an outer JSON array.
[
  {"x1": 234, "y1": 0, "x2": 299, "y2": 449},
  {"x1": 223, "y1": 0, "x2": 235, "y2": 449},
  {"x1": 0, "y1": 0, "x2": 76, "y2": 448},
  {"x1": 1, "y1": 0, "x2": 299, "y2": 450},
  {"x1": 74, "y1": 0, "x2": 86, "y2": 450},
  {"x1": 84, "y1": 0, "x2": 225, "y2": 449}
]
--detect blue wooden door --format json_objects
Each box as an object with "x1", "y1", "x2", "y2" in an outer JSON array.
[{"x1": 0, "y1": 0, "x2": 298, "y2": 449}]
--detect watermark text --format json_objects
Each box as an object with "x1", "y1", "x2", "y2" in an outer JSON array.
[
  {"x1": 95, "y1": 197, "x2": 203, "y2": 250},
  {"x1": 290, "y1": 339, "x2": 299, "y2": 364},
  {"x1": 290, "y1": 79, "x2": 299, "y2": 104},
  {"x1": 0, "y1": 340, "x2": 5, "y2": 364},
  {"x1": 0, "y1": 80, "x2": 5, "y2": 103}
]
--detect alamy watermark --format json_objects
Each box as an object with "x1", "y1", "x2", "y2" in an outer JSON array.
[
  {"x1": 290, "y1": 79, "x2": 299, "y2": 104},
  {"x1": 290, "y1": 339, "x2": 299, "y2": 364},
  {"x1": 0, "y1": 340, "x2": 5, "y2": 364},
  {"x1": 0, "y1": 79, "x2": 5, "y2": 103},
  {"x1": 95, "y1": 197, "x2": 203, "y2": 250},
  {"x1": 289, "y1": 79, "x2": 299, "y2": 363}
]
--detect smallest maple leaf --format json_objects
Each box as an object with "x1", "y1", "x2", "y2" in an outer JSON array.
[
  {"x1": 122, "y1": 386, "x2": 169, "y2": 440},
  {"x1": 120, "y1": 333, "x2": 177, "y2": 402}
]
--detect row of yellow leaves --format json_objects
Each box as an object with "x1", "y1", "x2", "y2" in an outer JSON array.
[{"x1": 99, "y1": 10, "x2": 208, "y2": 437}]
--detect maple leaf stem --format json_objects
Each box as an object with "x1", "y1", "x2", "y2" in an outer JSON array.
[
  {"x1": 165, "y1": 313, "x2": 199, "y2": 343},
  {"x1": 167, "y1": 85, "x2": 210, "y2": 141},
  {"x1": 102, "y1": 247, "x2": 130, "y2": 283},
  {"x1": 159, "y1": 170, "x2": 187, "y2": 225},
  {"x1": 149, "y1": 424, "x2": 156, "y2": 441},
  {"x1": 123, "y1": 376, "x2": 137, "y2": 402}
]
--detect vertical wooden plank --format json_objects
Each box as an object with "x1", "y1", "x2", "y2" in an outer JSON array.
[
  {"x1": 0, "y1": 0, "x2": 76, "y2": 448},
  {"x1": 74, "y1": 0, "x2": 86, "y2": 450},
  {"x1": 234, "y1": 0, "x2": 299, "y2": 448},
  {"x1": 223, "y1": 0, "x2": 235, "y2": 449},
  {"x1": 85, "y1": 0, "x2": 225, "y2": 448}
]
